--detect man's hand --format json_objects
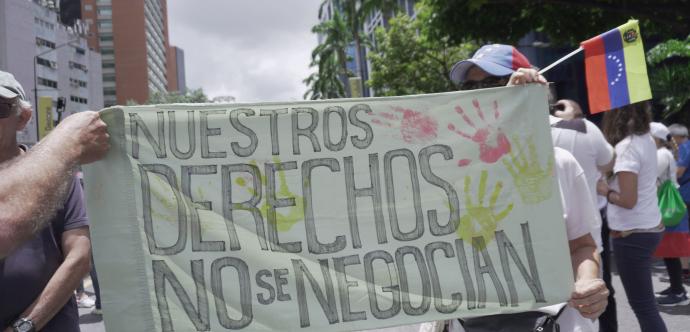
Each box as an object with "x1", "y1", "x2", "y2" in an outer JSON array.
[
  {"x1": 506, "y1": 68, "x2": 547, "y2": 86},
  {"x1": 49, "y1": 111, "x2": 110, "y2": 165},
  {"x1": 569, "y1": 278, "x2": 609, "y2": 319},
  {"x1": 554, "y1": 99, "x2": 584, "y2": 120}
]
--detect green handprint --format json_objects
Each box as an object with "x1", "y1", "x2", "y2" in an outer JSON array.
[
  {"x1": 235, "y1": 157, "x2": 304, "y2": 232},
  {"x1": 502, "y1": 135, "x2": 554, "y2": 205},
  {"x1": 456, "y1": 170, "x2": 514, "y2": 249}
]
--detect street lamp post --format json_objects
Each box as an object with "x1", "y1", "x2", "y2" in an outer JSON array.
[{"x1": 33, "y1": 38, "x2": 79, "y2": 141}]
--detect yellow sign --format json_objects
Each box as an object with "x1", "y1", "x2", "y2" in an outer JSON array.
[{"x1": 37, "y1": 96, "x2": 53, "y2": 139}]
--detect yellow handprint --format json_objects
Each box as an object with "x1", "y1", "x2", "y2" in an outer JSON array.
[
  {"x1": 456, "y1": 170, "x2": 513, "y2": 249},
  {"x1": 502, "y1": 135, "x2": 554, "y2": 205},
  {"x1": 235, "y1": 158, "x2": 305, "y2": 232}
]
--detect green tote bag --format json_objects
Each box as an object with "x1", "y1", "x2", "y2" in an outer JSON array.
[{"x1": 658, "y1": 179, "x2": 687, "y2": 227}]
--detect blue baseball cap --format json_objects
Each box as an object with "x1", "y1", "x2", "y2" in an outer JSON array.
[{"x1": 450, "y1": 44, "x2": 532, "y2": 84}]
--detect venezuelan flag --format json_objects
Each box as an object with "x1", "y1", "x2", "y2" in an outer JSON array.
[{"x1": 581, "y1": 20, "x2": 652, "y2": 114}]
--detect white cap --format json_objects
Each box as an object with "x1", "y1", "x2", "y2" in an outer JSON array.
[
  {"x1": 0, "y1": 71, "x2": 26, "y2": 101},
  {"x1": 650, "y1": 122, "x2": 670, "y2": 141}
]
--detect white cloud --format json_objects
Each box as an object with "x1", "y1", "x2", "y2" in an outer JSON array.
[{"x1": 167, "y1": 0, "x2": 323, "y2": 103}]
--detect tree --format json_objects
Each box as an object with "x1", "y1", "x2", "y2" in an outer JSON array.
[
  {"x1": 421, "y1": 0, "x2": 690, "y2": 46},
  {"x1": 306, "y1": 0, "x2": 401, "y2": 99},
  {"x1": 367, "y1": 7, "x2": 477, "y2": 96},
  {"x1": 647, "y1": 35, "x2": 690, "y2": 120},
  {"x1": 304, "y1": 9, "x2": 352, "y2": 99}
]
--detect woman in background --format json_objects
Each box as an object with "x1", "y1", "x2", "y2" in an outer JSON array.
[{"x1": 597, "y1": 103, "x2": 667, "y2": 332}]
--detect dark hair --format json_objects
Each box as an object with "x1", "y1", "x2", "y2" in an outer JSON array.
[{"x1": 602, "y1": 101, "x2": 652, "y2": 146}]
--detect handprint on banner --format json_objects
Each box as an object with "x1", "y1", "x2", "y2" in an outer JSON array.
[
  {"x1": 235, "y1": 158, "x2": 304, "y2": 232},
  {"x1": 447, "y1": 99, "x2": 511, "y2": 164},
  {"x1": 369, "y1": 107, "x2": 438, "y2": 144},
  {"x1": 502, "y1": 135, "x2": 554, "y2": 205},
  {"x1": 456, "y1": 170, "x2": 514, "y2": 249}
]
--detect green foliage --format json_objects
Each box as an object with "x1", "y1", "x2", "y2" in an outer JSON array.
[
  {"x1": 304, "y1": 9, "x2": 352, "y2": 100},
  {"x1": 146, "y1": 88, "x2": 209, "y2": 104},
  {"x1": 648, "y1": 37, "x2": 690, "y2": 66},
  {"x1": 306, "y1": 0, "x2": 402, "y2": 99},
  {"x1": 422, "y1": 0, "x2": 690, "y2": 46},
  {"x1": 647, "y1": 36, "x2": 690, "y2": 119},
  {"x1": 367, "y1": 6, "x2": 476, "y2": 96}
]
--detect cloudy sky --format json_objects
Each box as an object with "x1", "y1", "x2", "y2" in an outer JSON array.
[{"x1": 167, "y1": 0, "x2": 323, "y2": 103}]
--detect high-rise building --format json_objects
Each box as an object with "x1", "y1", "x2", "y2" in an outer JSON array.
[
  {"x1": 167, "y1": 45, "x2": 186, "y2": 93},
  {"x1": 0, "y1": 0, "x2": 103, "y2": 144},
  {"x1": 65, "y1": 0, "x2": 172, "y2": 106}
]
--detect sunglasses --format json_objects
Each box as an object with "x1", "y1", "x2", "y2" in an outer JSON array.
[
  {"x1": 459, "y1": 76, "x2": 509, "y2": 91},
  {"x1": 0, "y1": 99, "x2": 18, "y2": 119}
]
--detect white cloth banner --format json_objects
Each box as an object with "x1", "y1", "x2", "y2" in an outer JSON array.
[{"x1": 84, "y1": 85, "x2": 573, "y2": 331}]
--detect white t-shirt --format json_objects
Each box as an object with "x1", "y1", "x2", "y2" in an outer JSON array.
[
  {"x1": 607, "y1": 134, "x2": 662, "y2": 231},
  {"x1": 554, "y1": 147, "x2": 597, "y2": 242},
  {"x1": 657, "y1": 148, "x2": 678, "y2": 186},
  {"x1": 550, "y1": 116, "x2": 613, "y2": 252}
]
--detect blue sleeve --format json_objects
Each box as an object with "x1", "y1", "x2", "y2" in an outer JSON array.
[{"x1": 678, "y1": 142, "x2": 690, "y2": 168}]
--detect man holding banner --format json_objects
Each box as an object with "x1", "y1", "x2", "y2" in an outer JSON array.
[
  {"x1": 0, "y1": 71, "x2": 110, "y2": 258},
  {"x1": 447, "y1": 45, "x2": 607, "y2": 331}
]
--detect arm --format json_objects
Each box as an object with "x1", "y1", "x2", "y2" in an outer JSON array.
[
  {"x1": 678, "y1": 166, "x2": 687, "y2": 179},
  {"x1": 14, "y1": 227, "x2": 92, "y2": 330},
  {"x1": 597, "y1": 171, "x2": 638, "y2": 209},
  {"x1": 568, "y1": 233, "x2": 608, "y2": 319},
  {"x1": 0, "y1": 111, "x2": 108, "y2": 258},
  {"x1": 676, "y1": 142, "x2": 689, "y2": 179},
  {"x1": 589, "y1": 121, "x2": 615, "y2": 173}
]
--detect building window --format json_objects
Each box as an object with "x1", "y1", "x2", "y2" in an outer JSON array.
[
  {"x1": 100, "y1": 35, "x2": 113, "y2": 42},
  {"x1": 98, "y1": 20, "x2": 112, "y2": 29},
  {"x1": 102, "y1": 62, "x2": 115, "y2": 69},
  {"x1": 37, "y1": 77, "x2": 58, "y2": 89},
  {"x1": 84, "y1": 4, "x2": 93, "y2": 11},
  {"x1": 36, "y1": 37, "x2": 56, "y2": 49},
  {"x1": 75, "y1": 47, "x2": 86, "y2": 55},
  {"x1": 97, "y1": 8, "x2": 112, "y2": 16},
  {"x1": 103, "y1": 74, "x2": 116, "y2": 81},
  {"x1": 100, "y1": 49, "x2": 114, "y2": 55},
  {"x1": 34, "y1": 17, "x2": 55, "y2": 30},
  {"x1": 69, "y1": 61, "x2": 88, "y2": 72},
  {"x1": 70, "y1": 96, "x2": 88, "y2": 104},
  {"x1": 70, "y1": 78, "x2": 87, "y2": 88},
  {"x1": 36, "y1": 57, "x2": 57, "y2": 69},
  {"x1": 96, "y1": 0, "x2": 111, "y2": 4}
]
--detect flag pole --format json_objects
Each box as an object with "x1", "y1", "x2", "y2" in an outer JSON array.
[{"x1": 538, "y1": 47, "x2": 583, "y2": 75}]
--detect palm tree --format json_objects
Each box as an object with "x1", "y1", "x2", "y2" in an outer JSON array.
[
  {"x1": 306, "y1": 0, "x2": 401, "y2": 99},
  {"x1": 304, "y1": 9, "x2": 352, "y2": 99}
]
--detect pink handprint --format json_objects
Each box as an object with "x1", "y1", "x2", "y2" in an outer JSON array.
[
  {"x1": 447, "y1": 99, "x2": 511, "y2": 164},
  {"x1": 370, "y1": 107, "x2": 438, "y2": 144}
]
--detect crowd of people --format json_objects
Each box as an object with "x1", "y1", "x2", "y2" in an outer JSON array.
[{"x1": 0, "y1": 42, "x2": 688, "y2": 332}]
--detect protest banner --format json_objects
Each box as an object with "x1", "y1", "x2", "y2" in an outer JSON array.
[{"x1": 83, "y1": 84, "x2": 574, "y2": 331}]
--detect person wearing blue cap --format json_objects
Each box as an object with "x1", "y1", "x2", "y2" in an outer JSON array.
[
  {"x1": 445, "y1": 45, "x2": 609, "y2": 332},
  {"x1": 449, "y1": 44, "x2": 546, "y2": 90}
]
